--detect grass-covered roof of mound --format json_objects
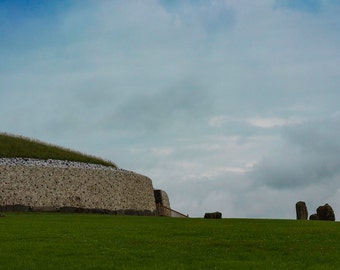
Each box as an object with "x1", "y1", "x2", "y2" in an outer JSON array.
[{"x1": 0, "y1": 133, "x2": 117, "y2": 168}]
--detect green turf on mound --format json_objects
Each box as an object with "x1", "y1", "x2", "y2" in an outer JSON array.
[{"x1": 0, "y1": 133, "x2": 117, "y2": 168}]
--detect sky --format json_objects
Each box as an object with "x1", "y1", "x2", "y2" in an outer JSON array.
[{"x1": 1, "y1": 0, "x2": 339, "y2": 219}]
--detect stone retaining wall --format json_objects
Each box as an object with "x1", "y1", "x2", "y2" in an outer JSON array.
[{"x1": 0, "y1": 159, "x2": 157, "y2": 215}]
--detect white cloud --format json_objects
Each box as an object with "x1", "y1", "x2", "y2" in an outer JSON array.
[
  {"x1": 246, "y1": 117, "x2": 303, "y2": 128},
  {"x1": 209, "y1": 116, "x2": 303, "y2": 128}
]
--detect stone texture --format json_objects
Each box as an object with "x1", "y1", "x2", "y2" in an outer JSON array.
[
  {"x1": 204, "y1": 212, "x2": 222, "y2": 219},
  {"x1": 154, "y1": 190, "x2": 170, "y2": 208},
  {"x1": 154, "y1": 189, "x2": 171, "y2": 216},
  {"x1": 309, "y1": 214, "x2": 319, "y2": 220},
  {"x1": 316, "y1": 204, "x2": 335, "y2": 221},
  {"x1": 0, "y1": 159, "x2": 157, "y2": 215},
  {"x1": 309, "y1": 204, "x2": 336, "y2": 221},
  {"x1": 0, "y1": 204, "x2": 32, "y2": 212},
  {"x1": 296, "y1": 201, "x2": 308, "y2": 220}
]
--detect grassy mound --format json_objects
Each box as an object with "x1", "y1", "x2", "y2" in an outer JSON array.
[{"x1": 0, "y1": 133, "x2": 117, "y2": 168}]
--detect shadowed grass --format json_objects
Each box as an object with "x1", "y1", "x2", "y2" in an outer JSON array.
[
  {"x1": 0, "y1": 213, "x2": 339, "y2": 269},
  {"x1": 0, "y1": 133, "x2": 117, "y2": 168}
]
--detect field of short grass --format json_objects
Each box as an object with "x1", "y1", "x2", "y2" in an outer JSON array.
[{"x1": 0, "y1": 213, "x2": 339, "y2": 269}]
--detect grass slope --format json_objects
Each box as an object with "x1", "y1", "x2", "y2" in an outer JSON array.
[
  {"x1": 0, "y1": 213, "x2": 339, "y2": 269},
  {"x1": 0, "y1": 133, "x2": 117, "y2": 168}
]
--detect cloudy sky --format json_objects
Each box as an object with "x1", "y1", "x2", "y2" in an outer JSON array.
[{"x1": 1, "y1": 0, "x2": 339, "y2": 218}]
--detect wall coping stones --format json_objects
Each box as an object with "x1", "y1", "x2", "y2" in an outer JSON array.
[{"x1": 0, "y1": 158, "x2": 120, "y2": 170}]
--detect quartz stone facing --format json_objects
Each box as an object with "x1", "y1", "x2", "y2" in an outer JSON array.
[{"x1": 0, "y1": 158, "x2": 157, "y2": 215}]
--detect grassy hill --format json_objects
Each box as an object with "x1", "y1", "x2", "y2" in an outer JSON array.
[{"x1": 0, "y1": 133, "x2": 117, "y2": 168}]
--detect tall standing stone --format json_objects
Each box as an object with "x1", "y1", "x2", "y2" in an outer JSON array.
[{"x1": 296, "y1": 201, "x2": 308, "y2": 220}]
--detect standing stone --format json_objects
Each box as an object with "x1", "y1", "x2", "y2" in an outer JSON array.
[
  {"x1": 316, "y1": 204, "x2": 335, "y2": 221},
  {"x1": 296, "y1": 201, "x2": 308, "y2": 220}
]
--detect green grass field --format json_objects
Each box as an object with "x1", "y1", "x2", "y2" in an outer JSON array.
[
  {"x1": 0, "y1": 133, "x2": 117, "y2": 168},
  {"x1": 0, "y1": 213, "x2": 339, "y2": 269}
]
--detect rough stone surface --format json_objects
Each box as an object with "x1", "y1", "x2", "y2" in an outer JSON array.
[
  {"x1": 309, "y1": 214, "x2": 319, "y2": 220},
  {"x1": 204, "y1": 212, "x2": 222, "y2": 219},
  {"x1": 154, "y1": 190, "x2": 171, "y2": 209},
  {"x1": 316, "y1": 204, "x2": 335, "y2": 221},
  {"x1": 0, "y1": 158, "x2": 157, "y2": 215},
  {"x1": 0, "y1": 158, "x2": 115, "y2": 169},
  {"x1": 296, "y1": 201, "x2": 308, "y2": 220},
  {"x1": 154, "y1": 189, "x2": 171, "y2": 216}
]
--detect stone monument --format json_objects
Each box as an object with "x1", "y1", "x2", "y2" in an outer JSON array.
[{"x1": 295, "y1": 201, "x2": 308, "y2": 220}]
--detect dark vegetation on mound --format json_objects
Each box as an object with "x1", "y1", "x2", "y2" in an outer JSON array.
[{"x1": 0, "y1": 133, "x2": 117, "y2": 168}]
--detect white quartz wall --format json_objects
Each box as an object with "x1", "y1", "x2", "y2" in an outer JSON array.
[{"x1": 0, "y1": 159, "x2": 156, "y2": 213}]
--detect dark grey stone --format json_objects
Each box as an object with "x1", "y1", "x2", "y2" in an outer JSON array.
[
  {"x1": 296, "y1": 201, "x2": 308, "y2": 220},
  {"x1": 316, "y1": 204, "x2": 335, "y2": 221},
  {"x1": 204, "y1": 212, "x2": 222, "y2": 219},
  {"x1": 309, "y1": 214, "x2": 319, "y2": 220}
]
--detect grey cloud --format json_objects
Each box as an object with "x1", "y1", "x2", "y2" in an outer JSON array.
[
  {"x1": 284, "y1": 116, "x2": 340, "y2": 155},
  {"x1": 108, "y1": 80, "x2": 213, "y2": 133},
  {"x1": 251, "y1": 115, "x2": 340, "y2": 189}
]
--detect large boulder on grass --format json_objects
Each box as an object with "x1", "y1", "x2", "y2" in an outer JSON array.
[
  {"x1": 204, "y1": 212, "x2": 222, "y2": 219},
  {"x1": 309, "y1": 214, "x2": 319, "y2": 220},
  {"x1": 316, "y1": 204, "x2": 335, "y2": 221},
  {"x1": 296, "y1": 201, "x2": 308, "y2": 220}
]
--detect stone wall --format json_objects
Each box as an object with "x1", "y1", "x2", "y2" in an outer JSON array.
[
  {"x1": 0, "y1": 159, "x2": 157, "y2": 215},
  {"x1": 154, "y1": 189, "x2": 171, "y2": 216},
  {"x1": 154, "y1": 189, "x2": 171, "y2": 209}
]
